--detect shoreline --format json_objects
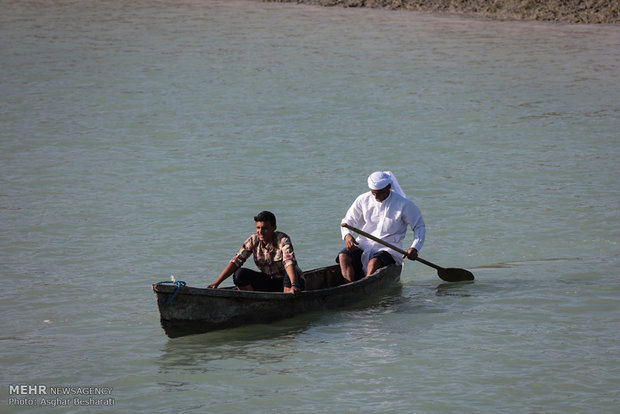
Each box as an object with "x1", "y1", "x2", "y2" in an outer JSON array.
[{"x1": 263, "y1": 0, "x2": 619, "y2": 24}]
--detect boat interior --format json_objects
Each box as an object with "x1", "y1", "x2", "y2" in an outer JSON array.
[{"x1": 302, "y1": 265, "x2": 347, "y2": 290}]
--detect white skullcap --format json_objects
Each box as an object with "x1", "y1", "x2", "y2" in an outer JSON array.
[
  {"x1": 367, "y1": 171, "x2": 407, "y2": 198},
  {"x1": 368, "y1": 171, "x2": 391, "y2": 190}
]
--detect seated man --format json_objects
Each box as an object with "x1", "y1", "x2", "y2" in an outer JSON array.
[
  {"x1": 337, "y1": 171, "x2": 425, "y2": 282},
  {"x1": 207, "y1": 211, "x2": 303, "y2": 295}
]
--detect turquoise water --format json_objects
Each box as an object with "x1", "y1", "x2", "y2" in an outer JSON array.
[{"x1": 1, "y1": 0, "x2": 619, "y2": 412}]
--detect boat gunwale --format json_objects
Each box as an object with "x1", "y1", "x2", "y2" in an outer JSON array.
[{"x1": 152, "y1": 264, "x2": 402, "y2": 301}]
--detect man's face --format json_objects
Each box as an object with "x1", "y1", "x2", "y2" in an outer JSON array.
[
  {"x1": 256, "y1": 221, "x2": 276, "y2": 243},
  {"x1": 371, "y1": 185, "x2": 391, "y2": 202}
]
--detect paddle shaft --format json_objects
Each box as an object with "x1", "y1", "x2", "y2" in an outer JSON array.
[{"x1": 340, "y1": 223, "x2": 444, "y2": 270}]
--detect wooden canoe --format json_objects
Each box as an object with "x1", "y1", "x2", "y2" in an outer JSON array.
[{"x1": 152, "y1": 263, "x2": 402, "y2": 338}]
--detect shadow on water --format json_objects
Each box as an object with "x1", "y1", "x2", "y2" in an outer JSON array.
[
  {"x1": 156, "y1": 316, "x2": 319, "y2": 377},
  {"x1": 156, "y1": 285, "x2": 407, "y2": 372},
  {"x1": 392, "y1": 276, "x2": 481, "y2": 315},
  {"x1": 471, "y1": 257, "x2": 582, "y2": 270},
  {"x1": 436, "y1": 280, "x2": 476, "y2": 297},
  {"x1": 154, "y1": 280, "x2": 492, "y2": 379}
]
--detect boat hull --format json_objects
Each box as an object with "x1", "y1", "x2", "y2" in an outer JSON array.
[{"x1": 153, "y1": 264, "x2": 401, "y2": 338}]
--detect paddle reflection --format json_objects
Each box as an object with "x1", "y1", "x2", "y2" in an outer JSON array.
[{"x1": 436, "y1": 281, "x2": 475, "y2": 297}]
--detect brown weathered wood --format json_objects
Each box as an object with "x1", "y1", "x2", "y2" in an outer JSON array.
[{"x1": 152, "y1": 264, "x2": 402, "y2": 338}]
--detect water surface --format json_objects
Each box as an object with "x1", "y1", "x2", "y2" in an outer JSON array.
[{"x1": 1, "y1": 0, "x2": 619, "y2": 412}]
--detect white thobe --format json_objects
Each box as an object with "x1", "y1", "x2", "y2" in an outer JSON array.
[{"x1": 340, "y1": 191, "x2": 425, "y2": 272}]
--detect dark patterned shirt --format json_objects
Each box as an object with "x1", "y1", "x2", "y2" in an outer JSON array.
[{"x1": 231, "y1": 231, "x2": 301, "y2": 279}]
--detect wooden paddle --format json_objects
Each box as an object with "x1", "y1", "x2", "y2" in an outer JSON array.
[{"x1": 340, "y1": 223, "x2": 474, "y2": 282}]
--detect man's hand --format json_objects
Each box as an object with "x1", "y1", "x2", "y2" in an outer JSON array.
[
  {"x1": 403, "y1": 248, "x2": 418, "y2": 261},
  {"x1": 345, "y1": 234, "x2": 359, "y2": 251},
  {"x1": 284, "y1": 285, "x2": 301, "y2": 296}
]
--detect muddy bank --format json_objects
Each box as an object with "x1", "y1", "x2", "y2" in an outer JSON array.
[{"x1": 264, "y1": 0, "x2": 619, "y2": 24}]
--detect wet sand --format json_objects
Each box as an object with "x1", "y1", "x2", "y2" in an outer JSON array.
[{"x1": 264, "y1": 0, "x2": 619, "y2": 24}]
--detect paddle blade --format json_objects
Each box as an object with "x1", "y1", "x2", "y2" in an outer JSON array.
[{"x1": 438, "y1": 267, "x2": 475, "y2": 282}]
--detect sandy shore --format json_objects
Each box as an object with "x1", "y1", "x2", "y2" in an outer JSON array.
[{"x1": 264, "y1": 0, "x2": 619, "y2": 24}]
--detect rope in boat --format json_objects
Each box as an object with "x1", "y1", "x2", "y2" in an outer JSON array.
[{"x1": 154, "y1": 280, "x2": 186, "y2": 305}]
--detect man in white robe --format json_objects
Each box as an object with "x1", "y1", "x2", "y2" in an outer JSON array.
[{"x1": 337, "y1": 171, "x2": 426, "y2": 282}]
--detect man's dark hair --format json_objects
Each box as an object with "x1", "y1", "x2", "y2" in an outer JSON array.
[{"x1": 254, "y1": 211, "x2": 276, "y2": 227}]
